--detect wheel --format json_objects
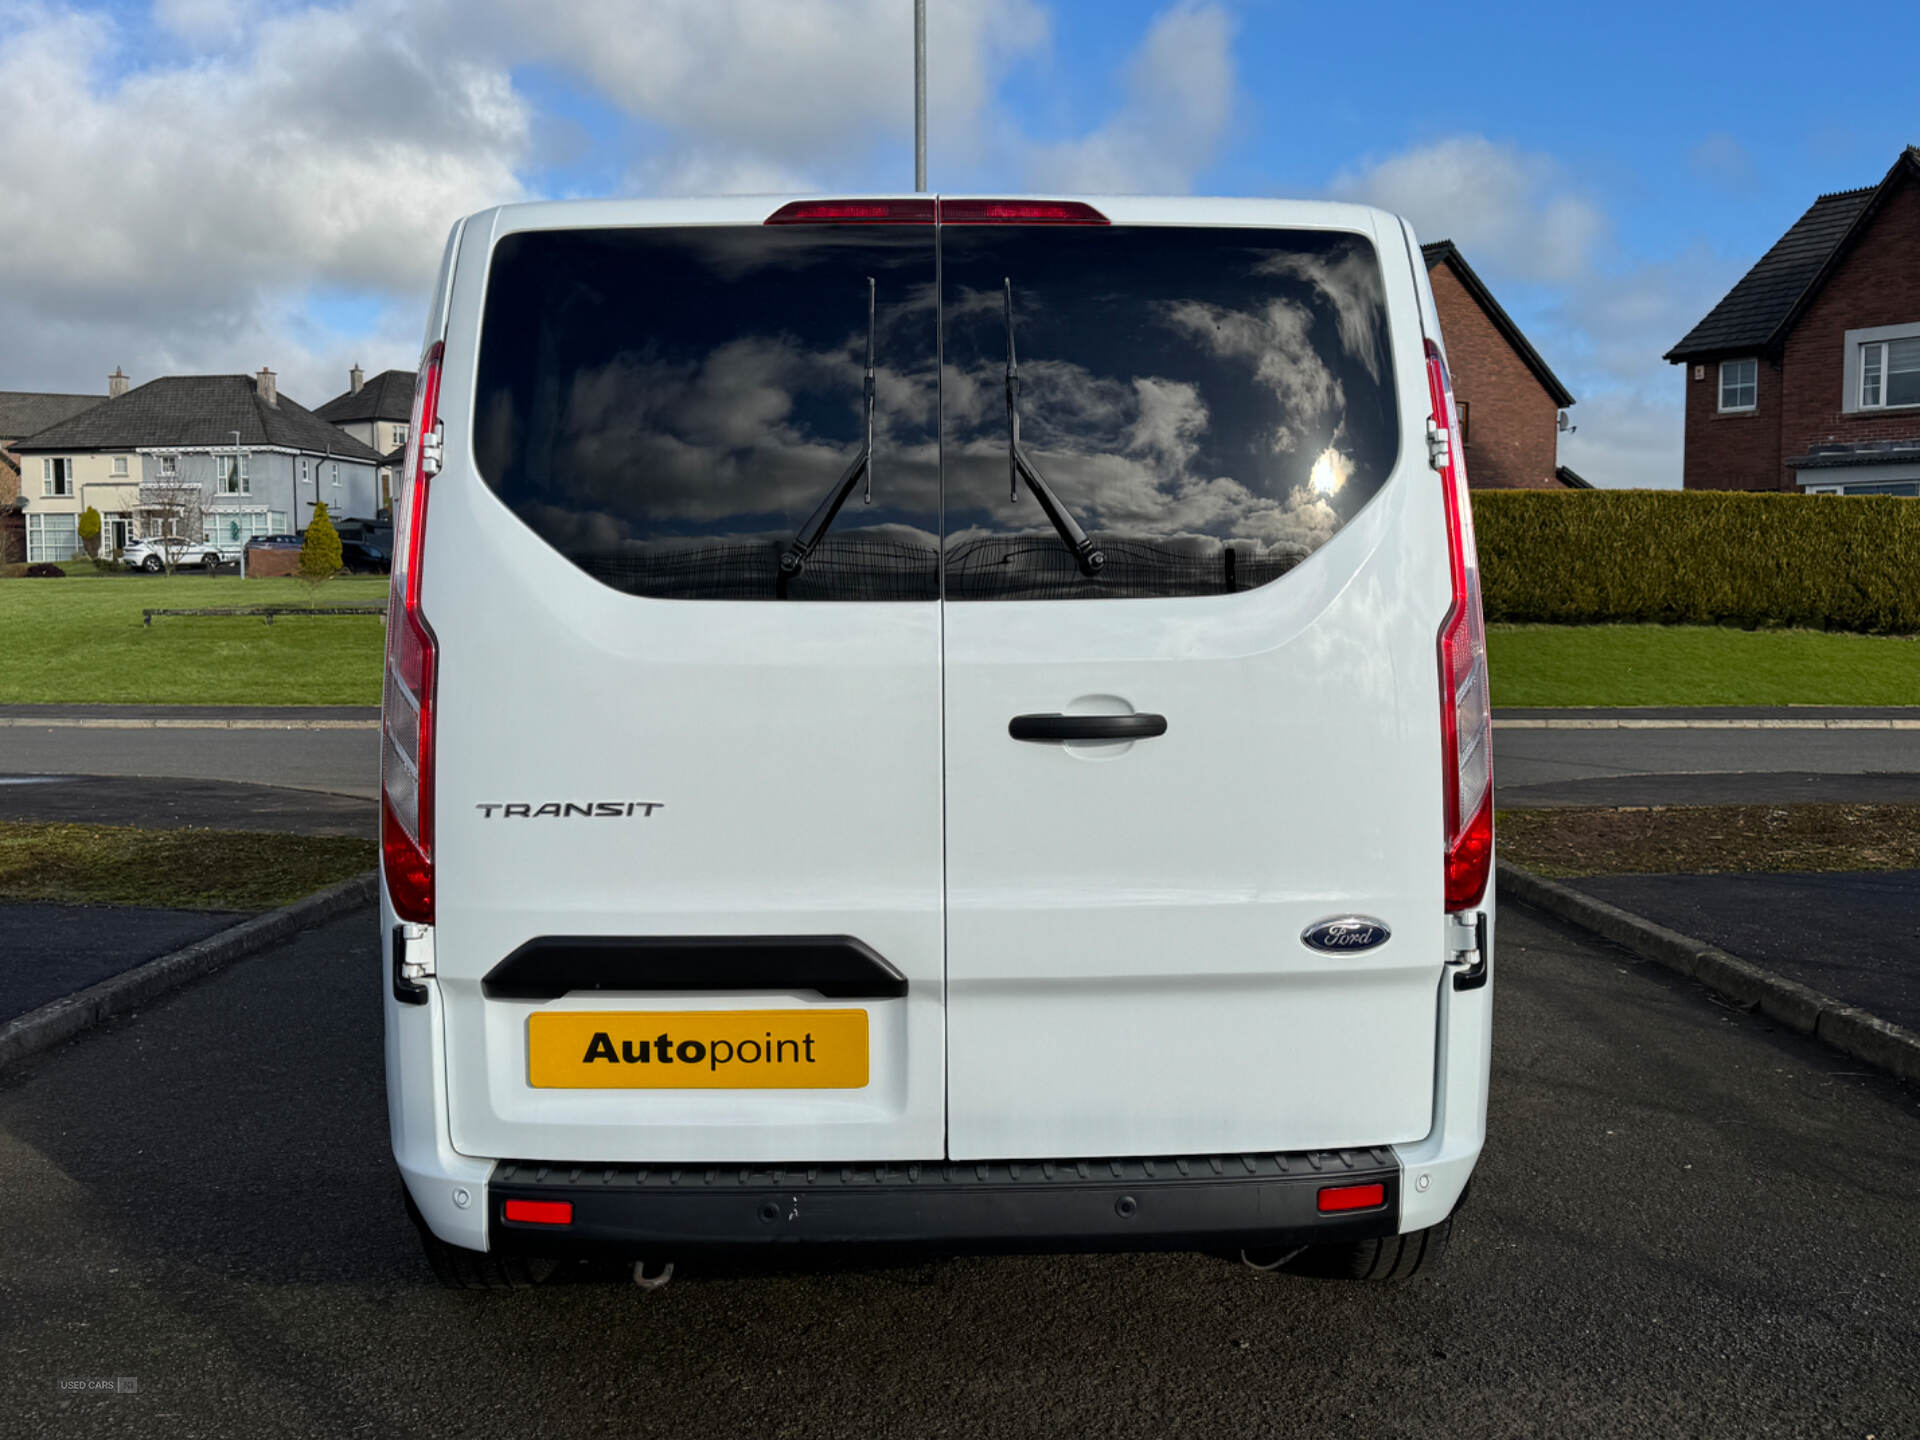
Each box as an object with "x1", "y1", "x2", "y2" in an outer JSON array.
[
  {"x1": 405, "y1": 1190, "x2": 554, "y2": 1290},
  {"x1": 201, "y1": 552, "x2": 220, "y2": 570},
  {"x1": 1276, "y1": 1212, "x2": 1453, "y2": 1282},
  {"x1": 143, "y1": 555, "x2": 163, "y2": 572}
]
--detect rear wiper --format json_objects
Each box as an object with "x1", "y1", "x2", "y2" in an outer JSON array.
[
  {"x1": 1004, "y1": 278, "x2": 1104, "y2": 577},
  {"x1": 779, "y1": 277, "x2": 877, "y2": 584}
]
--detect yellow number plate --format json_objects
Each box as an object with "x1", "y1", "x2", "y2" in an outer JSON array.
[{"x1": 527, "y1": 1010, "x2": 869, "y2": 1089}]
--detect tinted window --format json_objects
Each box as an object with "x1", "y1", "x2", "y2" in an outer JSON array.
[
  {"x1": 941, "y1": 226, "x2": 1398, "y2": 599},
  {"x1": 474, "y1": 227, "x2": 941, "y2": 600}
]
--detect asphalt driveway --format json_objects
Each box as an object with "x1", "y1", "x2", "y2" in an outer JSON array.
[{"x1": 1, "y1": 902, "x2": 1915, "y2": 1438}]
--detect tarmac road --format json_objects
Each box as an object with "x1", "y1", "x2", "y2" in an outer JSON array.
[
  {"x1": 4, "y1": 704, "x2": 1918, "y2": 806},
  {"x1": 1, "y1": 904, "x2": 1916, "y2": 1438}
]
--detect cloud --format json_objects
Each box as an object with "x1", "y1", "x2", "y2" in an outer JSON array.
[
  {"x1": 1556, "y1": 388, "x2": 1685, "y2": 491},
  {"x1": 0, "y1": 0, "x2": 528, "y2": 404},
  {"x1": 1329, "y1": 135, "x2": 1749, "y2": 488},
  {"x1": 1022, "y1": 1, "x2": 1237, "y2": 193},
  {"x1": 1331, "y1": 135, "x2": 1603, "y2": 285},
  {"x1": 481, "y1": 0, "x2": 1048, "y2": 185},
  {"x1": 0, "y1": 0, "x2": 1054, "y2": 403}
]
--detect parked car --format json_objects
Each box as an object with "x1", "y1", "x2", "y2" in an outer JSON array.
[
  {"x1": 121, "y1": 535, "x2": 226, "y2": 571},
  {"x1": 383, "y1": 196, "x2": 1495, "y2": 1289},
  {"x1": 333, "y1": 517, "x2": 394, "y2": 574}
]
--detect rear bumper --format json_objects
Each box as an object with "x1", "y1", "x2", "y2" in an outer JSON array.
[{"x1": 486, "y1": 1150, "x2": 1401, "y2": 1255}]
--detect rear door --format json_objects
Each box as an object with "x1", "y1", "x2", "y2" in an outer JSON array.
[
  {"x1": 938, "y1": 205, "x2": 1449, "y2": 1159},
  {"x1": 427, "y1": 202, "x2": 947, "y2": 1163}
]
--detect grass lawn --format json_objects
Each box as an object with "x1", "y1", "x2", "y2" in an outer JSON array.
[
  {"x1": 1498, "y1": 804, "x2": 1920, "y2": 878},
  {"x1": 0, "y1": 573, "x2": 388, "y2": 705},
  {"x1": 0, "y1": 821, "x2": 375, "y2": 910},
  {"x1": 1488, "y1": 624, "x2": 1920, "y2": 708},
  {"x1": 6, "y1": 576, "x2": 1917, "y2": 710}
]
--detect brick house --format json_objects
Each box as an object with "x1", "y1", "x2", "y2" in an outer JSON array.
[
  {"x1": 313, "y1": 366, "x2": 416, "y2": 510},
  {"x1": 1422, "y1": 241, "x2": 1577, "y2": 489},
  {"x1": 1666, "y1": 146, "x2": 1920, "y2": 495}
]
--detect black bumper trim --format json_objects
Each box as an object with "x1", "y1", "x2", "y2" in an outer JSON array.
[
  {"x1": 481, "y1": 934, "x2": 908, "y2": 1001},
  {"x1": 488, "y1": 1148, "x2": 1401, "y2": 1254}
]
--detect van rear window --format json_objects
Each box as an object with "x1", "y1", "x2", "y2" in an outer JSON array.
[{"x1": 472, "y1": 224, "x2": 1398, "y2": 601}]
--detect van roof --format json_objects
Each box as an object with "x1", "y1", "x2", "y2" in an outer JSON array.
[{"x1": 467, "y1": 194, "x2": 1406, "y2": 240}]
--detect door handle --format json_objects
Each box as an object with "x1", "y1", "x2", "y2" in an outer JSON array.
[{"x1": 1008, "y1": 713, "x2": 1168, "y2": 742}]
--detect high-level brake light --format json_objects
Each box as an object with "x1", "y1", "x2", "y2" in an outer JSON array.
[
  {"x1": 764, "y1": 199, "x2": 936, "y2": 225},
  {"x1": 381, "y1": 340, "x2": 443, "y2": 924},
  {"x1": 937, "y1": 199, "x2": 1109, "y2": 225},
  {"x1": 1426, "y1": 339, "x2": 1494, "y2": 912},
  {"x1": 762, "y1": 198, "x2": 1109, "y2": 226}
]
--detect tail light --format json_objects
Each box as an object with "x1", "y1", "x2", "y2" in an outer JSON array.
[
  {"x1": 381, "y1": 340, "x2": 444, "y2": 924},
  {"x1": 1426, "y1": 339, "x2": 1493, "y2": 911}
]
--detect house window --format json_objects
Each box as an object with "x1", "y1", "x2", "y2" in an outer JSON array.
[
  {"x1": 158, "y1": 455, "x2": 178, "y2": 477},
  {"x1": 1719, "y1": 358, "x2": 1758, "y2": 412},
  {"x1": 300, "y1": 457, "x2": 311, "y2": 485},
  {"x1": 41, "y1": 457, "x2": 73, "y2": 497},
  {"x1": 212, "y1": 511, "x2": 273, "y2": 545},
  {"x1": 111, "y1": 455, "x2": 129, "y2": 476},
  {"x1": 27, "y1": 512, "x2": 79, "y2": 562},
  {"x1": 393, "y1": 424, "x2": 408, "y2": 449},
  {"x1": 1455, "y1": 400, "x2": 1470, "y2": 447},
  {"x1": 331, "y1": 462, "x2": 340, "y2": 489},
  {"x1": 216, "y1": 452, "x2": 251, "y2": 495},
  {"x1": 1860, "y1": 337, "x2": 1920, "y2": 409}
]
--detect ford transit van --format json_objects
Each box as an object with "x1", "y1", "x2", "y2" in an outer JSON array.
[{"x1": 381, "y1": 195, "x2": 1494, "y2": 1287}]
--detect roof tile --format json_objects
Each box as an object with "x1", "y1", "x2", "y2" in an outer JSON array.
[
  {"x1": 0, "y1": 392, "x2": 106, "y2": 443},
  {"x1": 312, "y1": 369, "x2": 417, "y2": 424}
]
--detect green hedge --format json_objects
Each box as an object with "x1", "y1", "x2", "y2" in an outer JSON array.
[{"x1": 1472, "y1": 490, "x2": 1920, "y2": 634}]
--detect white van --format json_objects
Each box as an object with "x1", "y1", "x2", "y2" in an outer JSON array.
[{"x1": 381, "y1": 196, "x2": 1495, "y2": 1288}]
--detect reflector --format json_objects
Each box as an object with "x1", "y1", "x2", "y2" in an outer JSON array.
[
  {"x1": 1316, "y1": 1183, "x2": 1387, "y2": 1213},
  {"x1": 502, "y1": 1199, "x2": 574, "y2": 1225}
]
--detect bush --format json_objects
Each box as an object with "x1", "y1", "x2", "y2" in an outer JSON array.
[
  {"x1": 24, "y1": 563, "x2": 66, "y2": 578},
  {"x1": 78, "y1": 506, "x2": 101, "y2": 557},
  {"x1": 1473, "y1": 490, "x2": 1920, "y2": 634},
  {"x1": 300, "y1": 502, "x2": 343, "y2": 584}
]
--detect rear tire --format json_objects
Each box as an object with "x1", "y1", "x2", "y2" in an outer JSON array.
[
  {"x1": 405, "y1": 1192, "x2": 555, "y2": 1290},
  {"x1": 1278, "y1": 1212, "x2": 1453, "y2": 1282},
  {"x1": 143, "y1": 555, "x2": 163, "y2": 572}
]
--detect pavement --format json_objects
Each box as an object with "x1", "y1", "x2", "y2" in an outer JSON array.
[
  {"x1": 1573, "y1": 869, "x2": 1920, "y2": 1037},
  {"x1": 0, "y1": 904, "x2": 242, "y2": 1024},
  {"x1": 0, "y1": 770, "x2": 373, "y2": 1033},
  {"x1": 0, "y1": 902, "x2": 1915, "y2": 1437},
  {"x1": 0, "y1": 705, "x2": 378, "y2": 799}
]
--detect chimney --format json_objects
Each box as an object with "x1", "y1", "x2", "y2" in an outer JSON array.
[
  {"x1": 349, "y1": 363, "x2": 365, "y2": 395},
  {"x1": 108, "y1": 367, "x2": 129, "y2": 399},
  {"x1": 257, "y1": 367, "x2": 278, "y2": 406}
]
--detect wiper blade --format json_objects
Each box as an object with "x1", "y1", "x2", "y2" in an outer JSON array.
[
  {"x1": 1004, "y1": 278, "x2": 1104, "y2": 578},
  {"x1": 779, "y1": 277, "x2": 877, "y2": 586}
]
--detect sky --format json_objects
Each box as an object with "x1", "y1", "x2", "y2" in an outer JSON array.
[{"x1": 0, "y1": 0, "x2": 1914, "y2": 488}]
